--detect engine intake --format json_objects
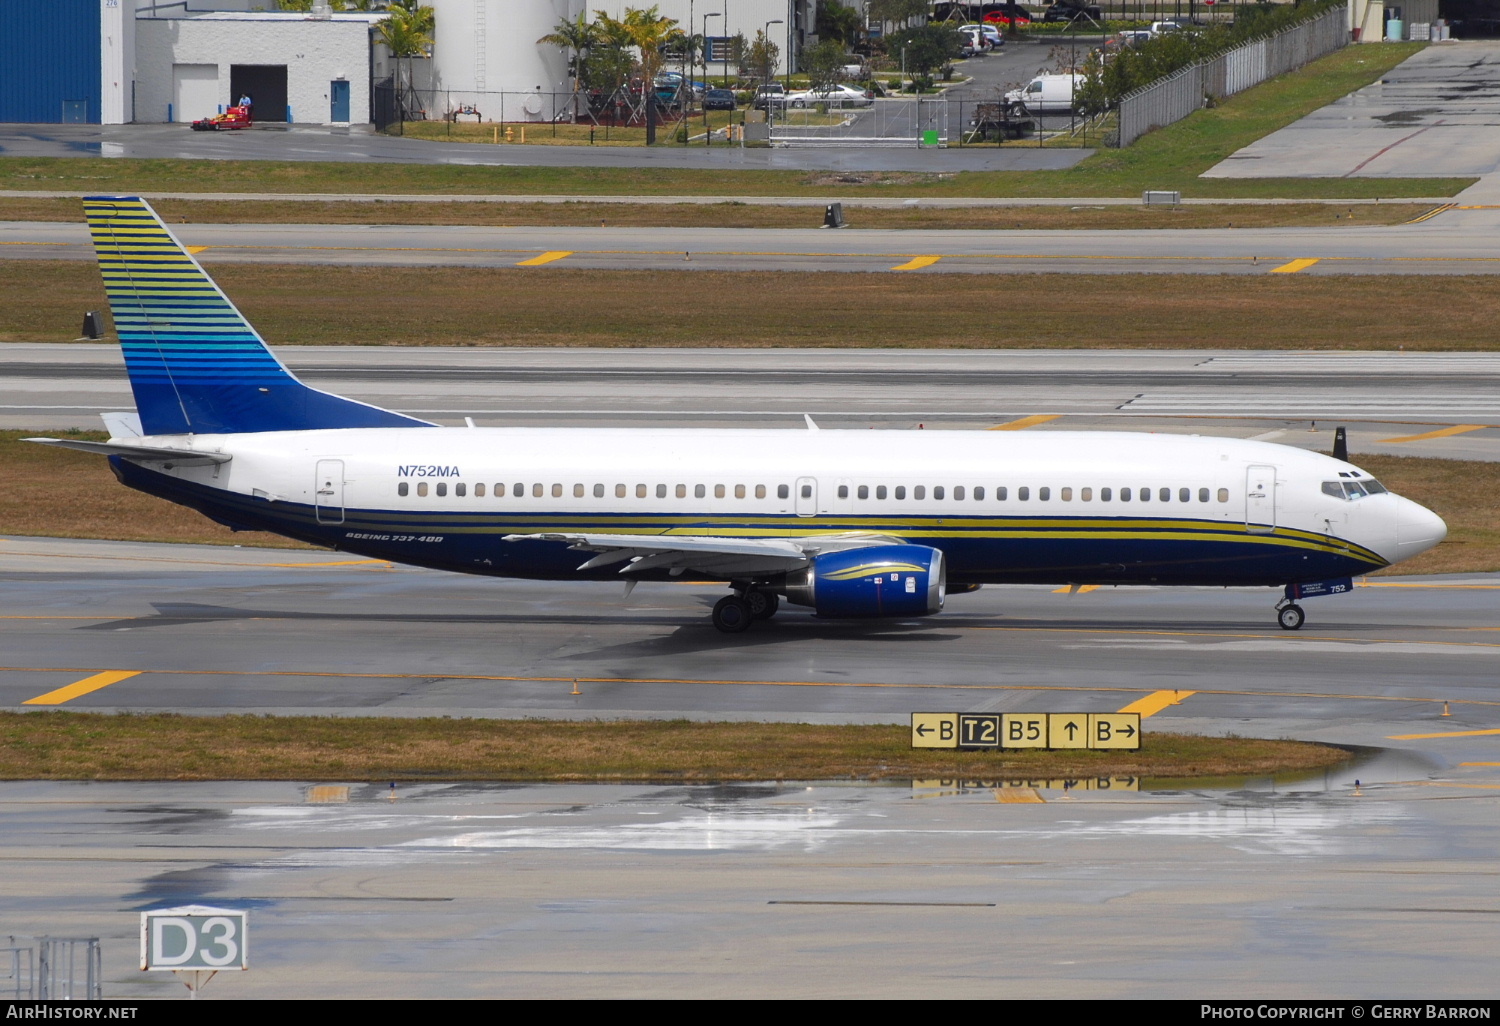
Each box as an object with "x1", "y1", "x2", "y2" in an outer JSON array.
[{"x1": 780, "y1": 545, "x2": 946, "y2": 618}]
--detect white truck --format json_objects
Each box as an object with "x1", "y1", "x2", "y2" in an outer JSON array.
[{"x1": 1004, "y1": 73, "x2": 1083, "y2": 115}]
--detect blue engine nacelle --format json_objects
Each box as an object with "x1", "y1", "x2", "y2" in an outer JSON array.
[{"x1": 781, "y1": 545, "x2": 946, "y2": 618}]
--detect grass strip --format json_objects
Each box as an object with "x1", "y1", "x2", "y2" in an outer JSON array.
[
  {"x1": 0, "y1": 46, "x2": 1467, "y2": 200},
  {"x1": 0, "y1": 712, "x2": 1349, "y2": 782},
  {"x1": 0, "y1": 434, "x2": 1492, "y2": 575},
  {"x1": 8, "y1": 261, "x2": 1500, "y2": 350},
  {"x1": 0, "y1": 196, "x2": 1430, "y2": 230}
]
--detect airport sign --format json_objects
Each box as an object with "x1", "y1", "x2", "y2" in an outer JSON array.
[
  {"x1": 141, "y1": 905, "x2": 248, "y2": 971},
  {"x1": 910, "y1": 712, "x2": 1141, "y2": 751}
]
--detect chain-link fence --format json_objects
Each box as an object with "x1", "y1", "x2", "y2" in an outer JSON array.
[{"x1": 1117, "y1": 4, "x2": 1348, "y2": 147}]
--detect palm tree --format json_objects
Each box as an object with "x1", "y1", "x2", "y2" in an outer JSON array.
[
  {"x1": 379, "y1": 1, "x2": 435, "y2": 121},
  {"x1": 538, "y1": 10, "x2": 597, "y2": 99}
]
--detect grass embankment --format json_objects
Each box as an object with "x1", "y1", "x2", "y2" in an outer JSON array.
[
  {"x1": 0, "y1": 195, "x2": 1431, "y2": 230},
  {"x1": 0, "y1": 713, "x2": 1349, "y2": 781},
  {"x1": 1, "y1": 434, "x2": 1492, "y2": 575},
  {"x1": 0, "y1": 45, "x2": 1465, "y2": 200},
  {"x1": 8, "y1": 261, "x2": 1500, "y2": 350}
]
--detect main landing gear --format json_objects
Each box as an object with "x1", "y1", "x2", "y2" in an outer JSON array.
[
  {"x1": 1276, "y1": 600, "x2": 1305, "y2": 631},
  {"x1": 711, "y1": 587, "x2": 780, "y2": 633}
]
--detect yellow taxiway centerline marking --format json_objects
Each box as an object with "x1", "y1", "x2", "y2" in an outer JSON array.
[
  {"x1": 891, "y1": 255, "x2": 942, "y2": 271},
  {"x1": 185, "y1": 245, "x2": 208, "y2": 254},
  {"x1": 1051, "y1": 584, "x2": 1099, "y2": 594},
  {"x1": 1402, "y1": 204, "x2": 1456, "y2": 225},
  {"x1": 1271, "y1": 258, "x2": 1320, "y2": 273},
  {"x1": 1388, "y1": 728, "x2": 1500, "y2": 740},
  {"x1": 1379, "y1": 424, "x2": 1486, "y2": 444},
  {"x1": 1460, "y1": 762, "x2": 1500, "y2": 767},
  {"x1": 1118, "y1": 689, "x2": 1197, "y2": 717},
  {"x1": 22, "y1": 670, "x2": 141, "y2": 706},
  {"x1": 515, "y1": 250, "x2": 572, "y2": 266},
  {"x1": 990, "y1": 414, "x2": 1061, "y2": 431}
]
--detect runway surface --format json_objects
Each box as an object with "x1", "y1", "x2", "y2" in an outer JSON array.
[
  {"x1": 7, "y1": 345, "x2": 1500, "y2": 461},
  {"x1": 7, "y1": 212, "x2": 1498, "y2": 275}
]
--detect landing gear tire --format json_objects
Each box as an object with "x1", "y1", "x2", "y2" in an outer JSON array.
[
  {"x1": 746, "y1": 590, "x2": 780, "y2": 620},
  {"x1": 1278, "y1": 604, "x2": 1305, "y2": 631},
  {"x1": 712, "y1": 595, "x2": 753, "y2": 634}
]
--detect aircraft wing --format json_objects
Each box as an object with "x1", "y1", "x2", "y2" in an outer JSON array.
[
  {"x1": 502, "y1": 531, "x2": 902, "y2": 577},
  {"x1": 23, "y1": 438, "x2": 231, "y2": 467}
]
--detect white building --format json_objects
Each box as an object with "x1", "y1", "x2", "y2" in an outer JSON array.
[{"x1": 134, "y1": 9, "x2": 382, "y2": 125}]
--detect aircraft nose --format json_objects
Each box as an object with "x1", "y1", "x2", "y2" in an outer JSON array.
[{"x1": 1397, "y1": 498, "x2": 1447, "y2": 557}]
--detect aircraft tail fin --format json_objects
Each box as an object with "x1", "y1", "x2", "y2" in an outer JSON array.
[{"x1": 83, "y1": 195, "x2": 434, "y2": 435}]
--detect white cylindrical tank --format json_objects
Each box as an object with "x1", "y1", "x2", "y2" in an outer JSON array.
[{"x1": 430, "y1": 0, "x2": 583, "y2": 117}]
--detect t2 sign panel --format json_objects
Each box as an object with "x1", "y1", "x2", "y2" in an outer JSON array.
[{"x1": 141, "y1": 905, "x2": 248, "y2": 971}]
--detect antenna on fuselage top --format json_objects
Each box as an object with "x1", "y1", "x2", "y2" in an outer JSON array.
[{"x1": 1333, "y1": 426, "x2": 1348, "y2": 462}]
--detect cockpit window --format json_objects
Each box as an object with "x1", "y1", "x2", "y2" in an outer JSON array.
[
  {"x1": 1363, "y1": 478, "x2": 1389, "y2": 495},
  {"x1": 1321, "y1": 481, "x2": 1343, "y2": 499},
  {"x1": 1344, "y1": 480, "x2": 1368, "y2": 499},
  {"x1": 1324, "y1": 479, "x2": 1382, "y2": 500}
]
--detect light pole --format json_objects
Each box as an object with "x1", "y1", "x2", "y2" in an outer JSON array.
[
  {"x1": 765, "y1": 19, "x2": 783, "y2": 125},
  {"x1": 785, "y1": 1, "x2": 793, "y2": 89},
  {"x1": 703, "y1": 11, "x2": 720, "y2": 145}
]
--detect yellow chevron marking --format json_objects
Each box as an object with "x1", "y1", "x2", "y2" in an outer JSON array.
[
  {"x1": 990, "y1": 415, "x2": 1061, "y2": 431},
  {"x1": 1271, "y1": 258, "x2": 1320, "y2": 273},
  {"x1": 516, "y1": 250, "x2": 572, "y2": 266},
  {"x1": 186, "y1": 245, "x2": 208, "y2": 254},
  {"x1": 23, "y1": 670, "x2": 141, "y2": 706},
  {"x1": 1403, "y1": 203, "x2": 1456, "y2": 224},
  {"x1": 1379, "y1": 424, "x2": 1486, "y2": 444},
  {"x1": 891, "y1": 255, "x2": 941, "y2": 271},
  {"x1": 1118, "y1": 689, "x2": 1196, "y2": 717},
  {"x1": 1051, "y1": 584, "x2": 1099, "y2": 594}
]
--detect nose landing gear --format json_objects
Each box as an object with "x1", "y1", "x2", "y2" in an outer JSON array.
[{"x1": 1276, "y1": 600, "x2": 1305, "y2": 631}]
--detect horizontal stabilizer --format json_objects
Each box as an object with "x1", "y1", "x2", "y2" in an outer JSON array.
[{"x1": 23, "y1": 437, "x2": 231, "y2": 467}]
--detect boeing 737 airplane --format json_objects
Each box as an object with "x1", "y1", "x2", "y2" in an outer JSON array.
[{"x1": 28, "y1": 197, "x2": 1447, "y2": 633}]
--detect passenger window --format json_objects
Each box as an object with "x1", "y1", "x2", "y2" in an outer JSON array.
[
  {"x1": 1018, "y1": 487, "x2": 1030, "y2": 501},
  {"x1": 800, "y1": 484, "x2": 812, "y2": 499},
  {"x1": 1060, "y1": 487, "x2": 1072, "y2": 501},
  {"x1": 636, "y1": 484, "x2": 647, "y2": 498},
  {"x1": 533, "y1": 483, "x2": 543, "y2": 498},
  {"x1": 914, "y1": 486, "x2": 926, "y2": 500},
  {"x1": 778, "y1": 484, "x2": 789, "y2": 499},
  {"x1": 1120, "y1": 487, "x2": 1131, "y2": 502},
  {"x1": 1217, "y1": 488, "x2": 1229, "y2": 503},
  {"x1": 755, "y1": 485, "x2": 766, "y2": 499},
  {"x1": 735, "y1": 484, "x2": 746, "y2": 499},
  {"x1": 398, "y1": 482, "x2": 409, "y2": 497},
  {"x1": 552, "y1": 484, "x2": 563, "y2": 498},
  {"x1": 838, "y1": 485, "x2": 849, "y2": 499},
  {"x1": 495, "y1": 483, "x2": 505, "y2": 498},
  {"x1": 1159, "y1": 488, "x2": 1170, "y2": 502},
  {"x1": 513, "y1": 483, "x2": 523, "y2": 497},
  {"x1": 933, "y1": 486, "x2": 944, "y2": 500},
  {"x1": 436, "y1": 482, "x2": 448, "y2": 497},
  {"x1": 455, "y1": 483, "x2": 466, "y2": 497},
  {"x1": 954, "y1": 486, "x2": 964, "y2": 500},
  {"x1": 1179, "y1": 487, "x2": 1190, "y2": 502},
  {"x1": 1101, "y1": 487, "x2": 1112, "y2": 501},
  {"x1": 1138, "y1": 488, "x2": 1149, "y2": 501},
  {"x1": 676, "y1": 484, "x2": 687, "y2": 498},
  {"x1": 1322, "y1": 481, "x2": 1344, "y2": 499},
  {"x1": 657, "y1": 484, "x2": 667, "y2": 498},
  {"x1": 996, "y1": 486, "x2": 1007, "y2": 500},
  {"x1": 1080, "y1": 487, "x2": 1092, "y2": 502},
  {"x1": 616, "y1": 484, "x2": 626, "y2": 498},
  {"x1": 857, "y1": 485, "x2": 869, "y2": 500},
  {"x1": 716, "y1": 485, "x2": 726, "y2": 499},
  {"x1": 475, "y1": 483, "x2": 486, "y2": 497},
  {"x1": 417, "y1": 482, "x2": 428, "y2": 497},
  {"x1": 1039, "y1": 487, "x2": 1050, "y2": 501},
  {"x1": 574, "y1": 484, "x2": 584, "y2": 498},
  {"x1": 895, "y1": 486, "x2": 906, "y2": 500},
  {"x1": 594, "y1": 483, "x2": 604, "y2": 498},
  {"x1": 877, "y1": 485, "x2": 888, "y2": 500},
  {"x1": 697, "y1": 484, "x2": 707, "y2": 499},
  {"x1": 973, "y1": 486, "x2": 984, "y2": 500}
]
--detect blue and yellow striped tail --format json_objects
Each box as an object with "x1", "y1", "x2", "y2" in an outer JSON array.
[{"x1": 83, "y1": 195, "x2": 433, "y2": 435}]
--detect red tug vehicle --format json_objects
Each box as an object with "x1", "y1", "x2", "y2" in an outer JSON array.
[{"x1": 191, "y1": 105, "x2": 252, "y2": 131}]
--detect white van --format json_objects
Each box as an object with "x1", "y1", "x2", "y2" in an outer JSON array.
[{"x1": 1004, "y1": 73, "x2": 1083, "y2": 114}]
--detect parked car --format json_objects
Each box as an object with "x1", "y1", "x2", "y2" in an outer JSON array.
[
  {"x1": 703, "y1": 88, "x2": 737, "y2": 111},
  {"x1": 982, "y1": 4, "x2": 1034, "y2": 26},
  {"x1": 1004, "y1": 73, "x2": 1083, "y2": 114},
  {"x1": 1149, "y1": 20, "x2": 1182, "y2": 35},
  {"x1": 654, "y1": 72, "x2": 706, "y2": 99},
  {"x1": 752, "y1": 83, "x2": 787, "y2": 110},
  {"x1": 1042, "y1": 2, "x2": 1102, "y2": 22},
  {"x1": 1112, "y1": 28, "x2": 1153, "y2": 47},
  {"x1": 786, "y1": 84, "x2": 875, "y2": 108}
]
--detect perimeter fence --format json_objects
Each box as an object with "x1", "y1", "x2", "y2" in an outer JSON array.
[{"x1": 1116, "y1": 4, "x2": 1348, "y2": 147}]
